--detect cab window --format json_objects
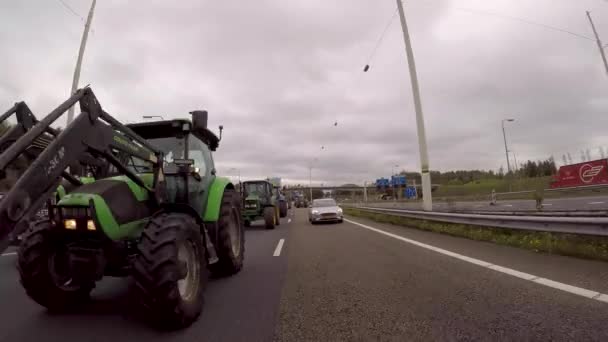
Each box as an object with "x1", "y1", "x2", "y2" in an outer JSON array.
[{"x1": 188, "y1": 136, "x2": 210, "y2": 176}]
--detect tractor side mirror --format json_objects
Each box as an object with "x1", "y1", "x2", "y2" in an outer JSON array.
[{"x1": 190, "y1": 110, "x2": 208, "y2": 131}]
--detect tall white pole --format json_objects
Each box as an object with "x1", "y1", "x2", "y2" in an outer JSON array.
[
  {"x1": 67, "y1": 0, "x2": 97, "y2": 124},
  {"x1": 502, "y1": 120, "x2": 511, "y2": 173},
  {"x1": 586, "y1": 11, "x2": 608, "y2": 76},
  {"x1": 309, "y1": 165, "x2": 313, "y2": 201},
  {"x1": 396, "y1": 0, "x2": 432, "y2": 211}
]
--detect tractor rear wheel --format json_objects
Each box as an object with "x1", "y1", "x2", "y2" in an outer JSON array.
[
  {"x1": 244, "y1": 219, "x2": 251, "y2": 227},
  {"x1": 210, "y1": 189, "x2": 245, "y2": 277},
  {"x1": 18, "y1": 220, "x2": 94, "y2": 311},
  {"x1": 264, "y1": 207, "x2": 275, "y2": 229},
  {"x1": 133, "y1": 213, "x2": 208, "y2": 330}
]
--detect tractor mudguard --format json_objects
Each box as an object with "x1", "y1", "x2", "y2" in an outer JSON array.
[{"x1": 203, "y1": 177, "x2": 234, "y2": 222}]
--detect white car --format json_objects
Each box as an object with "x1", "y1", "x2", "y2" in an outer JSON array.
[{"x1": 308, "y1": 198, "x2": 343, "y2": 224}]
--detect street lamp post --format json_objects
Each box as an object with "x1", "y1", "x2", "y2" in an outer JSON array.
[
  {"x1": 395, "y1": 0, "x2": 432, "y2": 211},
  {"x1": 392, "y1": 164, "x2": 399, "y2": 202},
  {"x1": 67, "y1": 0, "x2": 97, "y2": 125},
  {"x1": 501, "y1": 119, "x2": 515, "y2": 173},
  {"x1": 309, "y1": 158, "x2": 317, "y2": 202}
]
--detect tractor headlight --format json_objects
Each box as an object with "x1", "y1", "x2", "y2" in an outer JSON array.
[
  {"x1": 87, "y1": 220, "x2": 96, "y2": 231},
  {"x1": 64, "y1": 219, "x2": 77, "y2": 230}
]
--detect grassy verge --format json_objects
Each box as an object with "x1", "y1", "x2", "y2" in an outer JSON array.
[
  {"x1": 344, "y1": 208, "x2": 608, "y2": 262},
  {"x1": 433, "y1": 177, "x2": 551, "y2": 198}
]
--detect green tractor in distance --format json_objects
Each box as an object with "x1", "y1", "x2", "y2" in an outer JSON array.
[
  {"x1": 0, "y1": 87, "x2": 245, "y2": 330},
  {"x1": 241, "y1": 180, "x2": 280, "y2": 229}
]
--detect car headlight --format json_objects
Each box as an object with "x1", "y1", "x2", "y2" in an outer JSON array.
[
  {"x1": 337, "y1": 208, "x2": 343, "y2": 214},
  {"x1": 312, "y1": 210, "x2": 319, "y2": 214}
]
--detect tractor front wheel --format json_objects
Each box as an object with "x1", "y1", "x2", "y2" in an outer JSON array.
[
  {"x1": 133, "y1": 213, "x2": 208, "y2": 330},
  {"x1": 264, "y1": 207, "x2": 275, "y2": 229},
  {"x1": 18, "y1": 220, "x2": 94, "y2": 311},
  {"x1": 210, "y1": 189, "x2": 245, "y2": 277}
]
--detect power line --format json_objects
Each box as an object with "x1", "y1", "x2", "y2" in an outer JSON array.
[
  {"x1": 453, "y1": 6, "x2": 595, "y2": 42},
  {"x1": 56, "y1": 0, "x2": 84, "y2": 21},
  {"x1": 364, "y1": 9, "x2": 399, "y2": 71}
]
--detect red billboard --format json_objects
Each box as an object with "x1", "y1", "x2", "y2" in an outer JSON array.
[{"x1": 550, "y1": 159, "x2": 608, "y2": 188}]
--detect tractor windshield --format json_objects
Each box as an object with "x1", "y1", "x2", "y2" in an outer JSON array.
[
  {"x1": 244, "y1": 182, "x2": 266, "y2": 196},
  {"x1": 148, "y1": 136, "x2": 186, "y2": 164},
  {"x1": 124, "y1": 136, "x2": 186, "y2": 173}
]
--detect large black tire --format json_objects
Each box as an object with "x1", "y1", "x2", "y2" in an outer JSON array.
[
  {"x1": 210, "y1": 189, "x2": 245, "y2": 277},
  {"x1": 18, "y1": 220, "x2": 94, "y2": 311},
  {"x1": 279, "y1": 202, "x2": 287, "y2": 218},
  {"x1": 244, "y1": 219, "x2": 251, "y2": 227},
  {"x1": 132, "y1": 213, "x2": 208, "y2": 330},
  {"x1": 264, "y1": 207, "x2": 275, "y2": 229}
]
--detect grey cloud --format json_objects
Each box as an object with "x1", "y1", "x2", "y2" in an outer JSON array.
[{"x1": 1, "y1": 0, "x2": 608, "y2": 185}]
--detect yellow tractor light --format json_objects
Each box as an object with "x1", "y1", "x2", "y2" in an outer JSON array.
[
  {"x1": 87, "y1": 220, "x2": 96, "y2": 231},
  {"x1": 64, "y1": 219, "x2": 77, "y2": 230}
]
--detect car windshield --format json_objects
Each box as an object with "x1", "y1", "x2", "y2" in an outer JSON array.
[{"x1": 312, "y1": 199, "x2": 337, "y2": 207}]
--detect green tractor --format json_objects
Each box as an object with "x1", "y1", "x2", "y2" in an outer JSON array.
[
  {"x1": 241, "y1": 180, "x2": 280, "y2": 229},
  {"x1": 0, "y1": 102, "x2": 107, "y2": 245},
  {"x1": 0, "y1": 87, "x2": 245, "y2": 330}
]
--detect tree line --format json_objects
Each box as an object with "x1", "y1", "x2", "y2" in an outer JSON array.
[{"x1": 398, "y1": 157, "x2": 557, "y2": 185}]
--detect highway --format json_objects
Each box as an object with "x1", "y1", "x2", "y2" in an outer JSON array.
[
  {"x1": 363, "y1": 195, "x2": 608, "y2": 213},
  {"x1": 1, "y1": 209, "x2": 608, "y2": 341}
]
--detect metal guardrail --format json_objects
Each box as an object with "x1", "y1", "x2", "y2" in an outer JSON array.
[
  {"x1": 494, "y1": 183, "x2": 608, "y2": 198},
  {"x1": 350, "y1": 206, "x2": 608, "y2": 237}
]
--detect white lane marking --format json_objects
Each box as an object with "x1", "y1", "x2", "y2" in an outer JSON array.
[
  {"x1": 543, "y1": 203, "x2": 553, "y2": 206},
  {"x1": 273, "y1": 239, "x2": 285, "y2": 256},
  {"x1": 344, "y1": 218, "x2": 608, "y2": 304},
  {"x1": 589, "y1": 201, "x2": 605, "y2": 205},
  {"x1": 1, "y1": 252, "x2": 16, "y2": 257},
  {"x1": 502, "y1": 204, "x2": 513, "y2": 207},
  {"x1": 288, "y1": 218, "x2": 292, "y2": 223}
]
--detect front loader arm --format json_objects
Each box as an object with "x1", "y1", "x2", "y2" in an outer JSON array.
[{"x1": 0, "y1": 88, "x2": 162, "y2": 252}]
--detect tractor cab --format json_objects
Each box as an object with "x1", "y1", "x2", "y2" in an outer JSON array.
[{"x1": 123, "y1": 112, "x2": 222, "y2": 210}]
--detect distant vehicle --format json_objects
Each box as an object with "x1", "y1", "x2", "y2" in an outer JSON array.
[
  {"x1": 308, "y1": 198, "x2": 343, "y2": 224},
  {"x1": 295, "y1": 197, "x2": 308, "y2": 208},
  {"x1": 242, "y1": 180, "x2": 280, "y2": 229}
]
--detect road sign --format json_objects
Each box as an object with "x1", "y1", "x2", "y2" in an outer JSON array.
[
  {"x1": 391, "y1": 175, "x2": 406, "y2": 187},
  {"x1": 405, "y1": 186, "x2": 417, "y2": 199}
]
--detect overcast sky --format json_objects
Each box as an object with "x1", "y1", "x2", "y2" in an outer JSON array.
[{"x1": 1, "y1": 0, "x2": 608, "y2": 185}]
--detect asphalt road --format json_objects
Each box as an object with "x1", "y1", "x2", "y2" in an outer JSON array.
[
  {"x1": 1, "y1": 208, "x2": 608, "y2": 341},
  {"x1": 0, "y1": 214, "x2": 293, "y2": 342},
  {"x1": 364, "y1": 194, "x2": 608, "y2": 212}
]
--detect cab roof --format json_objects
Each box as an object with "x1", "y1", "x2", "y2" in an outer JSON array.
[{"x1": 127, "y1": 119, "x2": 220, "y2": 151}]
